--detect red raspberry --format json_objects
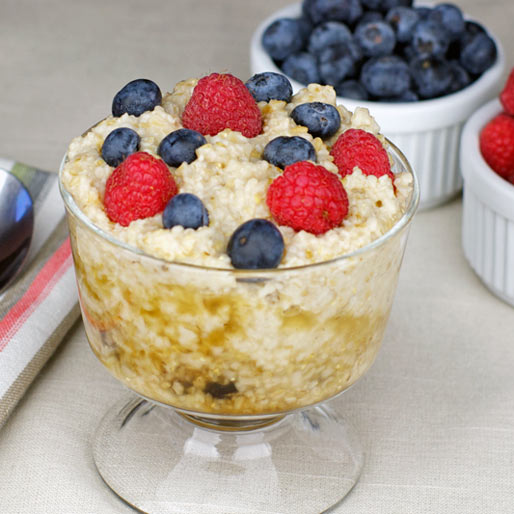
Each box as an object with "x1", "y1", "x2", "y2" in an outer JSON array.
[
  {"x1": 330, "y1": 128, "x2": 394, "y2": 182},
  {"x1": 104, "y1": 152, "x2": 178, "y2": 226},
  {"x1": 500, "y1": 68, "x2": 514, "y2": 116},
  {"x1": 182, "y1": 73, "x2": 262, "y2": 138},
  {"x1": 266, "y1": 161, "x2": 348, "y2": 235},
  {"x1": 479, "y1": 113, "x2": 514, "y2": 184}
]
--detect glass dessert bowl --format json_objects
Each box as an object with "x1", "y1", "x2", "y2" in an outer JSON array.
[{"x1": 59, "y1": 73, "x2": 419, "y2": 513}]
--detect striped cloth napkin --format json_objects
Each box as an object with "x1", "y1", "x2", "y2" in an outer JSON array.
[{"x1": 0, "y1": 159, "x2": 80, "y2": 429}]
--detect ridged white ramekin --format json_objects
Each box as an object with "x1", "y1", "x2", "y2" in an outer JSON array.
[
  {"x1": 461, "y1": 99, "x2": 514, "y2": 307},
  {"x1": 250, "y1": 3, "x2": 505, "y2": 210}
]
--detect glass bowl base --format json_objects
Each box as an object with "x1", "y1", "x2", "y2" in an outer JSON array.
[{"x1": 93, "y1": 394, "x2": 364, "y2": 514}]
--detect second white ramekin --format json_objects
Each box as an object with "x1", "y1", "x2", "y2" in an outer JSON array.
[{"x1": 461, "y1": 99, "x2": 514, "y2": 307}]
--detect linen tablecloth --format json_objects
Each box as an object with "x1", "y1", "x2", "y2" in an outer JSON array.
[
  {"x1": 0, "y1": 0, "x2": 513, "y2": 512},
  {"x1": 0, "y1": 160, "x2": 79, "y2": 429}
]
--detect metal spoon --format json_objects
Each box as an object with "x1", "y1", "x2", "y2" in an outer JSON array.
[{"x1": 0, "y1": 168, "x2": 34, "y2": 294}]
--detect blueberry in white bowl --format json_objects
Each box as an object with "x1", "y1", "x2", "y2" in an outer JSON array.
[{"x1": 250, "y1": 0, "x2": 505, "y2": 209}]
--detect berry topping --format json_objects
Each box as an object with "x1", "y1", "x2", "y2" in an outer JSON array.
[
  {"x1": 330, "y1": 129, "x2": 394, "y2": 181},
  {"x1": 500, "y1": 68, "x2": 514, "y2": 116},
  {"x1": 101, "y1": 127, "x2": 140, "y2": 167},
  {"x1": 263, "y1": 136, "x2": 317, "y2": 169},
  {"x1": 182, "y1": 73, "x2": 262, "y2": 138},
  {"x1": 291, "y1": 102, "x2": 341, "y2": 139},
  {"x1": 227, "y1": 219, "x2": 284, "y2": 269},
  {"x1": 112, "y1": 79, "x2": 162, "y2": 117},
  {"x1": 157, "y1": 128, "x2": 206, "y2": 168},
  {"x1": 479, "y1": 113, "x2": 514, "y2": 185},
  {"x1": 266, "y1": 161, "x2": 348, "y2": 235},
  {"x1": 162, "y1": 193, "x2": 209, "y2": 230},
  {"x1": 245, "y1": 72, "x2": 293, "y2": 103},
  {"x1": 103, "y1": 152, "x2": 177, "y2": 227},
  {"x1": 261, "y1": 18, "x2": 306, "y2": 61}
]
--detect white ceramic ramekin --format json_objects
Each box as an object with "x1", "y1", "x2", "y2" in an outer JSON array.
[
  {"x1": 250, "y1": 3, "x2": 505, "y2": 210},
  {"x1": 461, "y1": 99, "x2": 514, "y2": 307}
]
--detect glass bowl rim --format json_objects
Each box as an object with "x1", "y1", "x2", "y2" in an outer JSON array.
[{"x1": 58, "y1": 137, "x2": 419, "y2": 275}]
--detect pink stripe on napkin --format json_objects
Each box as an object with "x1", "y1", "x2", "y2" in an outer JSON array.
[
  {"x1": 0, "y1": 239, "x2": 72, "y2": 352},
  {"x1": 0, "y1": 163, "x2": 80, "y2": 429}
]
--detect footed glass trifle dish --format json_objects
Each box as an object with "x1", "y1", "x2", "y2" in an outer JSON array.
[{"x1": 59, "y1": 72, "x2": 418, "y2": 513}]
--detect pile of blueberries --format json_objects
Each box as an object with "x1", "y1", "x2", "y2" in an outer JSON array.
[{"x1": 261, "y1": 0, "x2": 498, "y2": 101}]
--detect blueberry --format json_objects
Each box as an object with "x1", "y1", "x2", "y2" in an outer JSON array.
[
  {"x1": 157, "y1": 129, "x2": 206, "y2": 168},
  {"x1": 377, "y1": 0, "x2": 413, "y2": 12},
  {"x1": 281, "y1": 52, "x2": 321, "y2": 86},
  {"x1": 410, "y1": 19, "x2": 450, "y2": 58},
  {"x1": 291, "y1": 102, "x2": 341, "y2": 139},
  {"x1": 415, "y1": 6, "x2": 432, "y2": 19},
  {"x1": 317, "y1": 41, "x2": 361, "y2": 85},
  {"x1": 227, "y1": 219, "x2": 284, "y2": 269},
  {"x1": 360, "y1": 55, "x2": 410, "y2": 98},
  {"x1": 101, "y1": 128, "x2": 140, "y2": 167},
  {"x1": 400, "y1": 42, "x2": 417, "y2": 61},
  {"x1": 112, "y1": 79, "x2": 162, "y2": 117},
  {"x1": 335, "y1": 79, "x2": 369, "y2": 100},
  {"x1": 204, "y1": 381, "x2": 237, "y2": 399},
  {"x1": 261, "y1": 18, "x2": 305, "y2": 61},
  {"x1": 460, "y1": 20, "x2": 487, "y2": 48},
  {"x1": 410, "y1": 56, "x2": 452, "y2": 99},
  {"x1": 245, "y1": 72, "x2": 293, "y2": 103},
  {"x1": 357, "y1": 11, "x2": 383, "y2": 26},
  {"x1": 162, "y1": 193, "x2": 209, "y2": 230},
  {"x1": 397, "y1": 89, "x2": 419, "y2": 101},
  {"x1": 428, "y1": 3, "x2": 465, "y2": 42},
  {"x1": 385, "y1": 6, "x2": 419, "y2": 43},
  {"x1": 297, "y1": 15, "x2": 314, "y2": 41},
  {"x1": 448, "y1": 60, "x2": 471, "y2": 93},
  {"x1": 355, "y1": 21, "x2": 396, "y2": 57},
  {"x1": 263, "y1": 136, "x2": 317, "y2": 169},
  {"x1": 360, "y1": 0, "x2": 382, "y2": 9},
  {"x1": 307, "y1": 21, "x2": 353, "y2": 55},
  {"x1": 382, "y1": 89, "x2": 419, "y2": 102},
  {"x1": 459, "y1": 32, "x2": 497, "y2": 75},
  {"x1": 302, "y1": 0, "x2": 363, "y2": 26},
  {"x1": 448, "y1": 20, "x2": 486, "y2": 62}
]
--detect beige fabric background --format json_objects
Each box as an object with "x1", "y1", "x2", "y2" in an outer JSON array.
[{"x1": 1, "y1": 0, "x2": 513, "y2": 512}]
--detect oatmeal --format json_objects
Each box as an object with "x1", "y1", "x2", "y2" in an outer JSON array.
[{"x1": 60, "y1": 73, "x2": 417, "y2": 415}]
